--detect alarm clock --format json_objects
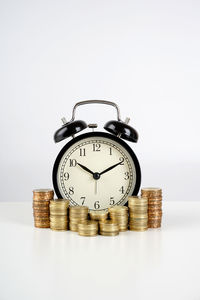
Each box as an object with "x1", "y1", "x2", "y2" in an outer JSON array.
[{"x1": 52, "y1": 100, "x2": 141, "y2": 211}]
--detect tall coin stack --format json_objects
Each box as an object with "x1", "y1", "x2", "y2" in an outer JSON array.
[
  {"x1": 109, "y1": 206, "x2": 128, "y2": 231},
  {"x1": 69, "y1": 206, "x2": 89, "y2": 232},
  {"x1": 141, "y1": 188, "x2": 162, "y2": 228},
  {"x1": 33, "y1": 189, "x2": 54, "y2": 228},
  {"x1": 99, "y1": 220, "x2": 119, "y2": 236},
  {"x1": 50, "y1": 199, "x2": 69, "y2": 231},
  {"x1": 128, "y1": 196, "x2": 148, "y2": 231},
  {"x1": 78, "y1": 220, "x2": 98, "y2": 237}
]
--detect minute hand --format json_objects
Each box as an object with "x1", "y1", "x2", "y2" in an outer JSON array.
[{"x1": 99, "y1": 159, "x2": 124, "y2": 176}]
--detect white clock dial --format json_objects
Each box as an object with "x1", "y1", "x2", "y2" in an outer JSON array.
[{"x1": 55, "y1": 135, "x2": 137, "y2": 211}]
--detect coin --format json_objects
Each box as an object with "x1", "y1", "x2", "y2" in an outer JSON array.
[
  {"x1": 109, "y1": 206, "x2": 128, "y2": 231},
  {"x1": 69, "y1": 206, "x2": 89, "y2": 232},
  {"x1": 99, "y1": 220, "x2": 119, "y2": 233},
  {"x1": 128, "y1": 196, "x2": 148, "y2": 231},
  {"x1": 77, "y1": 220, "x2": 98, "y2": 236},
  {"x1": 100, "y1": 231, "x2": 119, "y2": 236},
  {"x1": 140, "y1": 187, "x2": 163, "y2": 229},
  {"x1": 33, "y1": 189, "x2": 54, "y2": 200},
  {"x1": 34, "y1": 212, "x2": 49, "y2": 217},
  {"x1": 129, "y1": 226, "x2": 148, "y2": 231},
  {"x1": 49, "y1": 199, "x2": 69, "y2": 231},
  {"x1": 89, "y1": 211, "x2": 108, "y2": 221}
]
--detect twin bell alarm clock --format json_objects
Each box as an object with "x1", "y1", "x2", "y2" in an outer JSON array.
[{"x1": 52, "y1": 100, "x2": 141, "y2": 211}]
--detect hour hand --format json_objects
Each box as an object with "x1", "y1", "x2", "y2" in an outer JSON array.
[{"x1": 77, "y1": 162, "x2": 94, "y2": 175}]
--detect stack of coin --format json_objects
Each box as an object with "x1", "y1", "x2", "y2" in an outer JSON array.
[
  {"x1": 128, "y1": 196, "x2": 148, "y2": 231},
  {"x1": 99, "y1": 220, "x2": 119, "y2": 236},
  {"x1": 78, "y1": 220, "x2": 98, "y2": 237},
  {"x1": 109, "y1": 206, "x2": 128, "y2": 231},
  {"x1": 141, "y1": 188, "x2": 162, "y2": 228},
  {"x1": 33, "y1": 189, "x2": 54, "y2": 228},
  {"x1": 69, "y1": 206, "x2": 89, "y2": 231},
  {"x1": 89, "y1": 210, "x2": 108, "y2": 222},
  {"x1": 50, "y1": 199, "x2": 69, "y2": 231}
]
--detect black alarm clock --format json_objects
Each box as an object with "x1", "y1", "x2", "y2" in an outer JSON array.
[{"x1": 52, "y1": 100, "x2": 141, "y2": 211}]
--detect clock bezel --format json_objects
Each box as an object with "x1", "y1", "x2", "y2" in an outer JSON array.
[{"x1": 52, "y1": 131, "x2": 141, "y2": 204}]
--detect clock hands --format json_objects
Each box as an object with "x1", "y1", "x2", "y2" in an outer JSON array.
[
  {"x1": 77, "y1": 162, "x2": 94, "y2": 176},
  {"x1": 99, "y1": 158, "x2": 124, "y2": 176},
  {"x1": 77, "y1": 158, "x2": 124, "y2": 182}
]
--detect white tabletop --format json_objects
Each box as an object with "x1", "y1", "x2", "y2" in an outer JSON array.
[{"x1": 0, "y1": 201, "x2": 200, "y2": 300}]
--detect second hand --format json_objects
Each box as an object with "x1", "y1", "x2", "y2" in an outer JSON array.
[{"x1": 95, "y1": 180, "x2": 97, "y2": 194}]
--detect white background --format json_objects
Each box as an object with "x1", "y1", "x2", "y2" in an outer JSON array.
[{"x1": 0, "y1": 0, "x2": 200, "y2": 202}]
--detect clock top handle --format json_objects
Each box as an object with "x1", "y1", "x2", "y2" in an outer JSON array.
[
  {"x1": 54, "y1": 99, "x2": 138, "y2": 143},
  {"x1": 70, "y1": 100, "x2": 122, "y2": 122}
]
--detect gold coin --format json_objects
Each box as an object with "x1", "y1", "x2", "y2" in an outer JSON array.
[
  {"x1": 34, "y1": 216, "x2": 49, "y2": 220},
  {"x1": 118, "y1": 226, "x2": 128, "y2": 232},
  {"x1": 141, "y1": 187, "x2": 162, "y2": 193},
  {"x1": 89, "y1": 211, "x2": 108, "y2": 221},
  {"x1": 50, "y1": 225, "x2": 68, "y2": 231},
  {"x1": 129, "y1": 215, "x2": 148, "y2": 221},
  {"x1": 33, "y1": 189, "x2": 54, "y2": 200},
  {"x1": 109, "y1": 206, "x2": 128, "y2": 213},
  {"x1": 148, "y1": 204, "x2": 162, "y2": 209},
  {"x1": 69, "y1": 223, "x2": 79, "y2": 232},
  {"x1": 50, "y1": 211, "x2": 68, "y2": 216},
  {"x1": 33, "y1": 212, "x2": 49, "y2": 217},
  {"x1": 128, "y1": 196, "x2": 148, "y2": 201},
  {"x1": 33, "y1": 200, "x2": 50, "y2": 205},
  {"x1": 148, "y1": 211, "x2": 162, "y2": 217},
  {"x1": 78, "y1": 220, "x2": 98, "y2": 230},
  {"x1": 99, "y1": 220, "x2": 119, "y2": 232},
  {"x1": 100, "y1": 231, "x2": 119, "y2": 236},
  {"x1": 129, "y1": 227, "x2": 148, "y2": 231},
  {"x1": 78, "y1": 231, "x2": 98, "y2": 237},
  {"x1": 110, "y1": 215, "x2": 128, "y2": 221},
  {"x1": 69, "y1": 206, "x2": 88, "y2": 212},
  {"x1": 148, "y1": 215, "x2": 162, "y2": 220},
  {"x1": 50, "y1": 216, "x2": 68, "y2": 221},
  {"x1": 33, "y1": 207, "x2": 49, "y2": 212},
  {"x1": 34, "y1": 224, "x2": 50, "y2": 228},
  {"x1": 148, "y1": 223, "x2": 161, "y2": 228}
]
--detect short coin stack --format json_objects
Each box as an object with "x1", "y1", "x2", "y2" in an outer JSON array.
[
  {"x1": 128, "y1": 196, "x2": 148, "y2": 231},
  {"x1": 33, "y1": 189, "x2": 54, "y2": 228},
  {"x1": 89, "y1": 210, "x2": 108, "y2": 222},
  {"x1": 78, "y1": 220, "x2": 98, "y2": 236},
  {"x1": 141, "y1": 188, "x2": 162, "y2": 228},
  {"x1": 99, "y1": 220, "x2": 119, "y2": 236},
  {"x1": 109, "y1": 206, "x2": 128, "y2": 231},
  {"x1": 69, "y1": 206, "x2": 89, "y2": 231},
  {"x1": 50, "y1": 199, "x2": 69, "y2": 231}
]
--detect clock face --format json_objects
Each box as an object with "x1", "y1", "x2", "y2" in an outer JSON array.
[{"x1": 53, "y1": 132, "x2": 141, "y2": 211}]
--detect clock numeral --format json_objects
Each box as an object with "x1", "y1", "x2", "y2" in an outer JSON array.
[
  {"x1": 80, "y1": 196, "x2": 86, "y2": 205},
  {"x1": 119, "y1": 157, "x2": 124, "y2": 165},
  {"x1": 69, "y1": 159, "x2": 77, "y2": 167},
  {"x1": 79, "y1": 148, "x2": 86, "y2": 156},
  {"x1": 109, "y1": 147, "x2": 112, "y2": 155},
  {"x1": 93, "y1": 143, "x2": 101, "y2": 152},
  {"x1": 64, "y1": 172, "x2": 69, "y2": 180},
  {"x1": 119, "y1": 186, "x2": 125, "y2": 194},
  {"x1": 94, "y1": 201, "x2": 100, "y2": 209},
  {"x1": 68, "y1": 187, "x2": 74, "y2": 195},
  {"x1": 110, "y1": 197, "x2": 115, "y2": 206},
  {"x1": 124, "y1": 172, "x2": 129, "y2": 180}
]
